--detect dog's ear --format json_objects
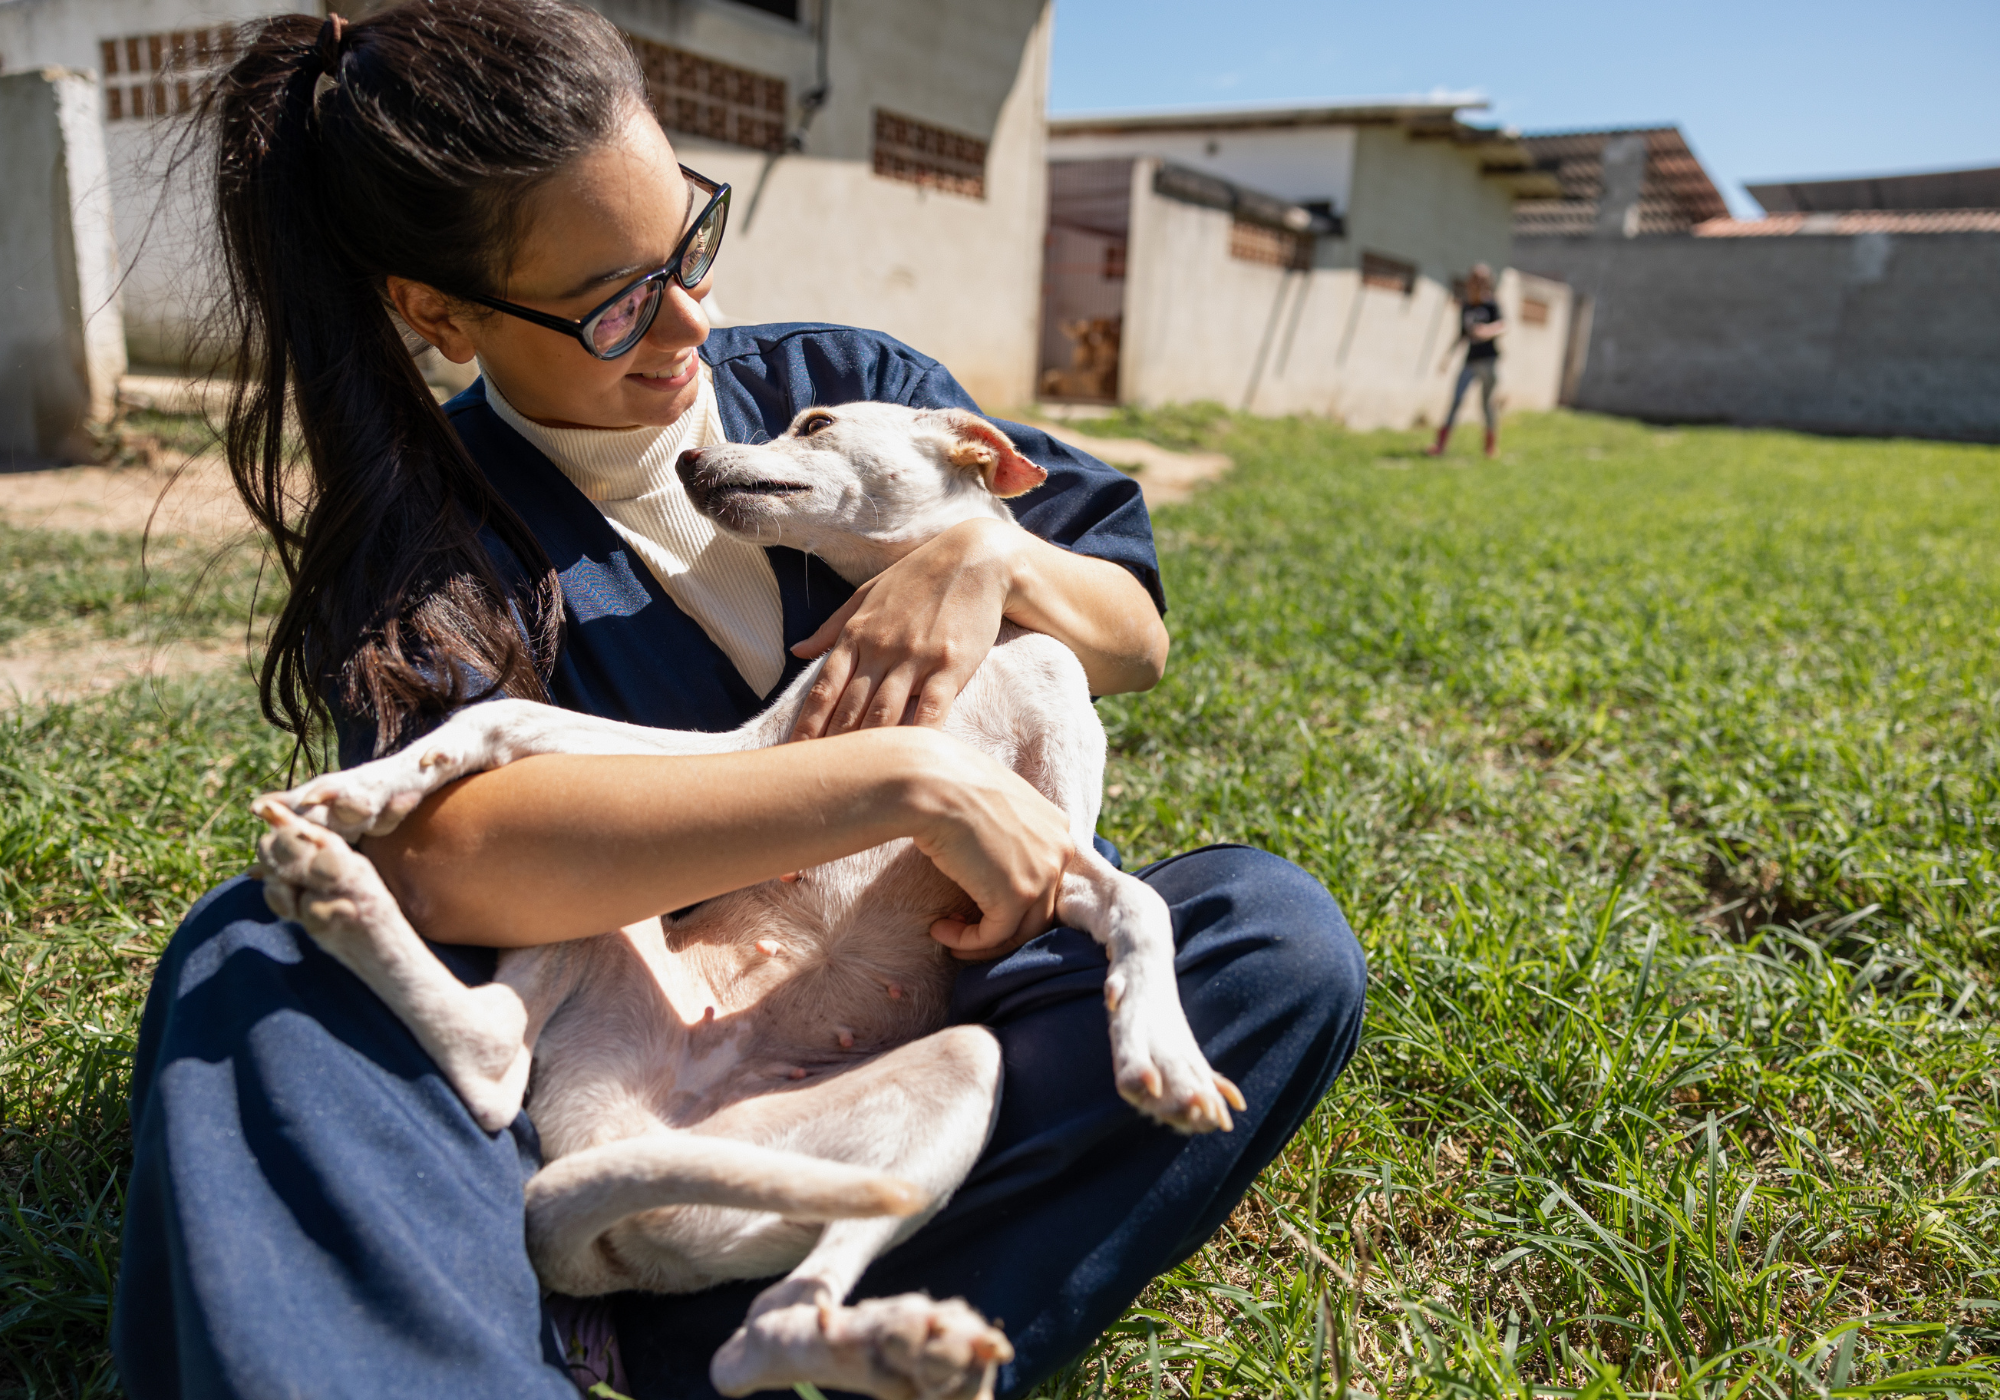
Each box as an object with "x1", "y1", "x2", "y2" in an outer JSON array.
[{"x1": 933, "y1": 410, "x2": 1047, "y2": 499}]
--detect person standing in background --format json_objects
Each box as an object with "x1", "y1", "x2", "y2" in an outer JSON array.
[{"x1": 1428, "y1": 262, "x2": 1506, "y2": 459}]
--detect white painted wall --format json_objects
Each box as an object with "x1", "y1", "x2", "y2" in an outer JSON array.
[
  {"x1": 1491, "y1": 270, "x2": 1571, "y2": 416},
  {"x1": 2, "y1": 0, "x2": 1053, "y2": 405},
  {"x1": 1049, "y1": 125, "x2": 1355, "y2": 211},
  {"x1": 1, "y1": 0, "x2": 274, "y2": 367},
  {"x1": 0, "y1": 67, "x2": 127, "y2": 464},
  {"x1": 681, "y1": 0, "x2": 1051, "y2": 407},
  {"x1": 1116, "y1": 159, "x2": 1568, "y2": 429}
]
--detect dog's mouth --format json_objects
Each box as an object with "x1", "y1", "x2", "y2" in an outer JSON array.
[{"x1": 710, "y1": 480, "x2": 810, "y2": 498}]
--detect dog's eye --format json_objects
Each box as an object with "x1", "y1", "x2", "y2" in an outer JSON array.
[{"x1": 799, "y1": 412, "x2": 835, "y2": 436}]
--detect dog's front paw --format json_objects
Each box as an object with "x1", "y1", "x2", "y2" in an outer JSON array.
[
  {"x1": 1104, "y1": 968, "x2": 1245, "y2": 1134},
  {"x1": 713, "y1": 1291, "x2": 1010, "y2": 1400},
  {"x1": 257, "y1": 735, "x2": 483, "y2": 840}
]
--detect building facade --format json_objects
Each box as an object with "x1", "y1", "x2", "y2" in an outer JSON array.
[
  {"x1": 0, "y1": 0, "x2": 1053, "y2": 407},
  {"x1": 1044, "y1": 101, "x2": 1572, "y2": 429}
]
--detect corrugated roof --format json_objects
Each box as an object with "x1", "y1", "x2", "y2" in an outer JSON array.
[
  {"x1": 1694, "y1": 209, "x2": 2000, "y2": 237},
  {"x1": 1512, "y1": 126, "x2": 1729, "y2": 236},
  {"x1": 1746, "y1": 165, "x2": 2000, "y2": 214},
  {"x1": 1048, "y1": 95, "x2": 1487, "y2": 134}
]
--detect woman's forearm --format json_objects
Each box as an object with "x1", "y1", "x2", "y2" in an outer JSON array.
[
  {"x1": 367, "y1": 728, "x2": 958, "y2": 945},
  {"x1": 999, "y1": 530, "x2": 1169, "y2": 695}
]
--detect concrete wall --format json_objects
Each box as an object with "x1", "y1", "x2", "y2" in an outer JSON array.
[
  {"x1": 1116, "y1": 158, "x2": 1569, "y2": 428},
  {"x1": 1, "y1": 67, "x2": 127, "y2": 466},
  {"x1": 1515, "y1": 232, "x2": 2000, "y2": 441},
  {"x1": 1494, "y1": 270, "x2": 1572, "y2": 415},
  {"x1": 1043, "y1": 125, "x2": 1356, "y2": 211},
  {"x1": 1, "y1": 0, "x2": 1052, "y2": 406},
  {"x1": 0, "y1": 0, "x2": 275, "y2": 368},
  {"x1": 674, "y1": 0, "x2": 1050, "y2": 407},
  {"x1": 1337, "y1": 124, "x2": 1515, "y2": 278}
]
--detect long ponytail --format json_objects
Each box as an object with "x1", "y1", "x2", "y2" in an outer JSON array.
[{"x1": 200, "y1": 0, "x2": 647, "y2": 766}]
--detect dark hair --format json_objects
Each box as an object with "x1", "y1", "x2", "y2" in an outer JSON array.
[{"x1": 203, "y1": 0, "x2": 647, "y2": 766}]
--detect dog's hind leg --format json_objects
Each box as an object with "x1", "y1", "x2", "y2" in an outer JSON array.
[
  {"x1": 705, "y1": 1026, "x2": 1012, "y2": 1400},
  {"x1": 251, "y1": 801, "x2": 534, "y2": 1131},
  {"x1": 524, "y1": 1132, "x2": 929, "y2": 1296}
]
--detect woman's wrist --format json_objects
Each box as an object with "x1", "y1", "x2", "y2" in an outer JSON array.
[{"x1": 948, "y1": 515, "x2": 1033, "y2": 617}]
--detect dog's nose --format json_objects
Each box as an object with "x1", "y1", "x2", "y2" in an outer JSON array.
[{"x1": 675, "y1": 447, "x2": 704, "y2": 485}]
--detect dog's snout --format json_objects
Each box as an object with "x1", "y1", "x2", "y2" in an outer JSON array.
[{"x1": 676, "y1": 448, "x2": 711, "y2": 512}]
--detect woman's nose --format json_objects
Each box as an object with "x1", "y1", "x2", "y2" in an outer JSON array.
[{"x1": 649, "y1": 280, "x2": 709, "y2": 349}]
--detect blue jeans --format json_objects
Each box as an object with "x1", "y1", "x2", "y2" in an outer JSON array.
[
  {"x1": 1445, "y1": 358, "x2": 1499, "y2": 434},
  {"x1": 113, "y1": 845, "x2": 1366, "y2": 1399}
]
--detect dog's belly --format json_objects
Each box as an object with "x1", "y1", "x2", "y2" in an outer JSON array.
[{"x1": 526, "y1": 838, "x2": 969, "y2": 1162}]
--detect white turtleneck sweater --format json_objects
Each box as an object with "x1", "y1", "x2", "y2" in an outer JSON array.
[{"x1": 486, "y1": 372, "x2": 787, "y2": 697}]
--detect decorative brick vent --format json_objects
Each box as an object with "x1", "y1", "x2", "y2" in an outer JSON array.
[
  {"x1": 873, "y1": 110, "x2": 987, "y2": 199},
  {"x1": 99, "y1": 27, "x2": 236, "y2": 121},
  {"x1": 628, "y1": 34, "x2": 786, "y2": 153},
  {"x1": 1229, "y1": 218, "x2": 1312, "y2": 270},
  {"x1": 1361, "y1": 251, "x2": 1417, "y2": 295}
]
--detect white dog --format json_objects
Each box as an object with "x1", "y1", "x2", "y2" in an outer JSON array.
[{"x1": 251, "y1": 405, "x2": 1242, "y2": 1400}]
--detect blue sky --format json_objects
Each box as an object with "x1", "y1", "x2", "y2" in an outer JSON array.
[{"x1": 1047, "y1": 0, "x2": 2000, "y2": 217}]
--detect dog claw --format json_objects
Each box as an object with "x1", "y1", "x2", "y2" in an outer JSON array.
[{"x1": 1216, "y1": 1074, "x2": 1246, "y2": 1111}]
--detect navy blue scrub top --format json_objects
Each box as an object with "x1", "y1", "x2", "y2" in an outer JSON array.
[{"x1": 335, "y1": 323, "x2": 1162, "y2": 769}]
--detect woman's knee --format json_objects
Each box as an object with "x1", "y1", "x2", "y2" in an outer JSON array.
[{"x1": 1142, "y1": 845, "x2": 1367, "y2": 1024}]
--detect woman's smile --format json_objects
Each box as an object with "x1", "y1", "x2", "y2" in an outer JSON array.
[{"x1": 628, "y1": 351, "x2": 701, "y2": 393}]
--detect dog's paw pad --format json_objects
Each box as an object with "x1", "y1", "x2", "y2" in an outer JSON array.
[{"x1": 714, "y1": 1293, "x2": 1010, "y2": 1400}]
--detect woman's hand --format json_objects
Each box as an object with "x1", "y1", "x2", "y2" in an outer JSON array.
[
  {"x1": 789, "y1": 518, "x2": 1018, "y2": 738},
  {"x1": 788, "y1": 516, "x2": 1171, "y2": 739},
  {"x1": 903, "y1": 738, "x2": 1074, "y2": 959}
]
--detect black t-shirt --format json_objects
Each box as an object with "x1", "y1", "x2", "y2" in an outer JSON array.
[{"x1": 1462, "y1": 300, "x2": 1501, "y2": 361}]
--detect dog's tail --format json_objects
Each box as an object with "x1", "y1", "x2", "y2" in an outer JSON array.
[{"x1": 525, "y1": 1132, "x2": 924, "y2": 1293}]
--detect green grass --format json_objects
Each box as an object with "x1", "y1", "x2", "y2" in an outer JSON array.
[
  {"x1": 0, "y1": 522, "x2": 277, "y2": 654},
  {"x1": 1053, "y1": 410, "x2": 2000, "y2": 1398},
  {"x1": 4, "y1": 411, "x2": 1998, "y2": 1397}
]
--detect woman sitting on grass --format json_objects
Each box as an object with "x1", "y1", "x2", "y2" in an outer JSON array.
[{"x1": 113, "y1": 1, "x2": 1367, "y2": 1394}]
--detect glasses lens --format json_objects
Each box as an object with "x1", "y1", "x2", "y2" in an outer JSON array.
[
  {"x1": 677, "y1": 197, "x2": 727, "y2": 288},
  {"x1": 589, "y1": 276, "x2": 662, "y2": 357}
]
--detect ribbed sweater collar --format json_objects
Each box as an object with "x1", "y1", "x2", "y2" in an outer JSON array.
[{"x1": 483, "y1": 372, "x2": 716, "y2": 504}]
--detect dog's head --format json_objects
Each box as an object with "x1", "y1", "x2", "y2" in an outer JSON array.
[{"x1": 676, "y1": 404, "x2": 1047, "y2": 582}]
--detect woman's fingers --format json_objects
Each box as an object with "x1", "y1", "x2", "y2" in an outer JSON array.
[
  {"x1": 789, "y1": 642, "x2": 857, "y2": 740},
  {"x1": 856, "y1": 669, "x2": 918, "y2": 732},
  {"x1": 930, "y1": 913, "x2": 1046, "y2": 962},
  {"x1": 911, "y1": 749, "x2": 1072, "y2": 957},
  {"x1": 823, "y1": 665, "x2": 883, "y2": 736}
]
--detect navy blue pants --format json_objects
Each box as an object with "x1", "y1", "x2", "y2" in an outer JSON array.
[{"x1": 113, "y1": 845, "x2": 1366, "y2": 1399}]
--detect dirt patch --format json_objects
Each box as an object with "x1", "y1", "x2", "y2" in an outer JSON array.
[
  {"x1": 1029, "y1": 421, "x2": 1232, "y2": 507},
  {"x1": 0, "y1": 453, "x2": 261, "y2": 709},
  {"x1": 0, "y1": 452, "x2": 254, "y2": 544},
  {"x1": 0, "y1": 633, "x2": 250, "y2": 709}
]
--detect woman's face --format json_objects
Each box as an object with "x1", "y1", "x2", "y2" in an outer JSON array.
[{"x1": 456, "y1": 105, "x2": 712, "y2": 430}]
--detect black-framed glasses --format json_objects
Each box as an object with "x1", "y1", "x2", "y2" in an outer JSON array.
[{"x1": 460, "y1": 165, "x2": 731, "y2": 360}]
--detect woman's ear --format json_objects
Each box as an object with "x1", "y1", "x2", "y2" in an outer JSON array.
[
  {"x1": 386, "y1": 276, "x2": 478, "y2": 365},
  {"x1": 933, "y1": 410, "x2": 1048, "y2": 498}
]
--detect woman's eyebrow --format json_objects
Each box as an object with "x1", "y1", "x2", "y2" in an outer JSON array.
[
  {"x1": 557, "y1": 263, "x2": 650, "y2": 300},
  {"x1": 551, "y1": 178, "x2": 695, "y2": 302}
]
